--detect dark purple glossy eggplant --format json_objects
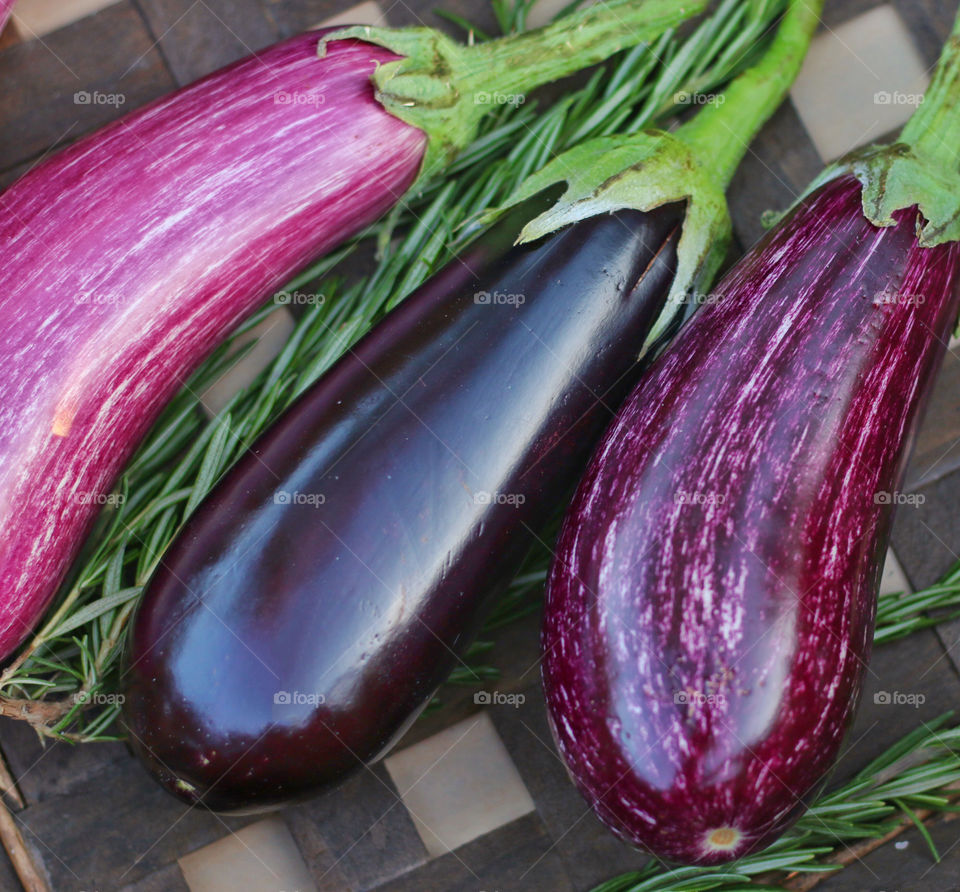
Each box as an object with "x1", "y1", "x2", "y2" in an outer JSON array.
[
  {"x1": 542, "y1": 174, "x2": 960, "y2": 865},
  {"x1": 122, "y1": 201, "x2": 682, "y2": 812}
]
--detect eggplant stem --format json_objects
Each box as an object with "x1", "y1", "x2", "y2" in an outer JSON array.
[
  {"x1": 321, "y1": 0, "x2": 707, "y2": 186},
  {"x1": 459, "y1": 0, "x2": 705, "y2": 100},
  {"x1": 898, "y1": 6, "x2": 960, "y2": 174},
  {"x1": 675, "y1": 0, "x2": 824, "y2": 185},
  {"x1": 773, "y1": 3, "x2": 960, "y2": 245}
]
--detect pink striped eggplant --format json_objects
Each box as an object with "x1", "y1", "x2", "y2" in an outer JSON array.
[
  {"x1": 0, "y1": 0, "x2": 697, "y2": 662},
  {"x1": 0, "y1": 32, "x2": 423, "y2": 662},
  {"x1": 0, "y1": 1, "x2": 13, "y2": 35},
  {"x1": 542, "y1": 11, "x2": 960, "y2": 866}
]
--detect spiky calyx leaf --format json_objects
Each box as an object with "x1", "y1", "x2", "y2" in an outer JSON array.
[
  {"x1": 486, "y1": 129, "x2": 731, "y2": 354},
  {"x1": 767, "y1": 23, "x2": 960, "y2": 247}
]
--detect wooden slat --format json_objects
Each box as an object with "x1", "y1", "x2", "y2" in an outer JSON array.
[
  {"x1": 0, "y1": 2, "x2": 176, "y2": 172},
  {"x1": 11, "y1": 0, "x2": 123, "y2": 38},
  {"x1": 133, "y1": 0, "x2": 277, "y2": 85}
]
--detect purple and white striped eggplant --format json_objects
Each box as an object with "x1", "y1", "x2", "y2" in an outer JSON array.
[
  {"x1": 542, "y1": 173, "x2": 960, "y2": 865},
  {"x1": 0, "y1": 0, "x2": 697, "y2": 662},
  {"x1": 0, "y1": 31, "x2": 423, "y2": 661},
  {"x1": 543, "y1": 9, "x2": 960, "y2": 861}
]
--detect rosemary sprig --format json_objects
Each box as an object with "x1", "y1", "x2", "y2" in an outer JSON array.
[
  {"x1": 875, "y1": 560, "x2": 960, "y2": 644},
  {"x1": 0, "y1": 0, "x2": 789, "y2": 740}
]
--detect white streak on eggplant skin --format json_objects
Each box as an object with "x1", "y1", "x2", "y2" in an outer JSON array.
[
  {"x1": 0, "y1": 31, "x2": 426, "y2": 659},
  {"x1": 542, "y1": 175, "x2": 960, "y2": 865}
]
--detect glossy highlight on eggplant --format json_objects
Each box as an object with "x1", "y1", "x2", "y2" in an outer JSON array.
[
  {"x1": 123, "y1": 201, "x2": 683, "y2": 812},
  {"x1": 542, "y1": 174, "x2": 960, "y2": 865}
]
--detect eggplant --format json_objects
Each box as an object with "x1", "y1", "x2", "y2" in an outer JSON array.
[
  {"x1": 541, "y1": 174, "x2": 960, "y2": 865},
  {"x1": 122, "y1": 201, "x2": 683, "y2": 812},
  {"x1": 0, "y1": 32, "x2": 425, "y2": 662}
]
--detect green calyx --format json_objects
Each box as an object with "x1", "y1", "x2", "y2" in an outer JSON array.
[
  {"x1": 786, "y1": 143, "x2": 960, "y2": 247},
  {"x1": 485, "y1": 130, "x2": 731, "y2": 354},
  {"x1": 318, "y1": 0, "x2": 706, "y2": 188},
  {"x1": 772, "y1": 17, "x2": 960, "y2": 247},
  {"x1": 319, "y1": 25, "x2": 480, "y2": 187}
]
